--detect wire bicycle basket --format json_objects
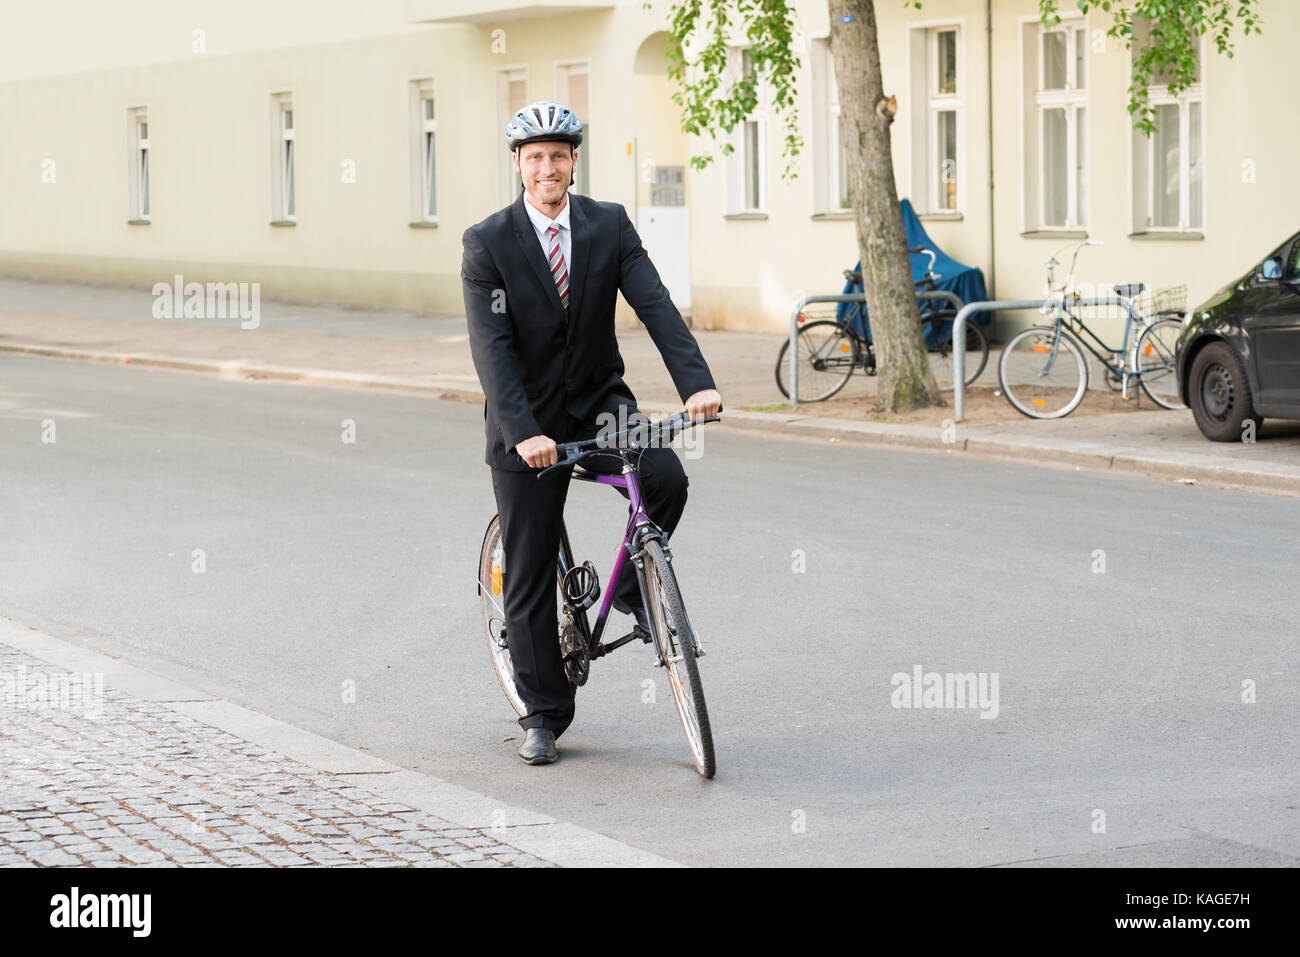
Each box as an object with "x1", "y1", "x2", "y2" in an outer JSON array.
[{"x1": 1135, "y1": 284, "x2": 1188, "y2": 320}]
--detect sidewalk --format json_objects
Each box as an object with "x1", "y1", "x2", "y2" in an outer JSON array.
[
  {"x1": 0, "y1": 616, "x2": 678, "y2": 868},
  {"x1": 2, "y1": 276, "x2": 1298, "y2": 494}
]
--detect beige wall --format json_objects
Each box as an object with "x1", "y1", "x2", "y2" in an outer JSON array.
[{"x1": 2, "y1": 0, "x2": 1297, "y2": 329}]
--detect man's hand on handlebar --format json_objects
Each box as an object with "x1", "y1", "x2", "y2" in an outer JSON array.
[
  {"x1": 515, "y1": 435, "x2": 558, "y2": 469},
  {"x1": 683, "y1": 389, "x2": 723, "y2": 421}
]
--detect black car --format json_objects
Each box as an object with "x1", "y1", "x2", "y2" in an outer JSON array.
[{"x1": 1177, "y1": 230, "x2": 1300, "y2": 441}]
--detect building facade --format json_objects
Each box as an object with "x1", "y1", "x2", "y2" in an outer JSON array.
[{"x1": 3, "y1": 0, "x2": 1296, "y2": 338}]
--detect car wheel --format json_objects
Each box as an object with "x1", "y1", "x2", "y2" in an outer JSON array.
[{"x1": 1188, "y1": 341, "x2": 1262, "y2": 442}]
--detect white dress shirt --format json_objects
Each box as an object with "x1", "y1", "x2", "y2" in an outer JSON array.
[{"x1": 522, "y1": 194, "x2": 573, "y2": 282}]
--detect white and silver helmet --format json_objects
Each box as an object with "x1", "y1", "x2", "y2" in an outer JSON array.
[{"x1": 505, "y1": 101, "x2": 584, "y2": 151}]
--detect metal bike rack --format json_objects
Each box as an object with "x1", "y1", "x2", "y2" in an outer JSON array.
[
  {"x1": 949, "y1": 296, "x2": 1138, "y2": 422},
  {"x1": 787, "y1": 289, "x2": 965, "y2": 406}
]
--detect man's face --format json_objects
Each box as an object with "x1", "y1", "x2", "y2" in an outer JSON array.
[{"x1": 513, "y1": 140, "x2": 576, "y2": 209}]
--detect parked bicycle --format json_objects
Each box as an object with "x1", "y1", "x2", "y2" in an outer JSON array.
[
  {"x1": 775, "y1": 246, "x2": 989, "y2": 402},
  {"x1": 477, "y1": 411, "x2": 719, "y2": 778},
  {"x1": 997, "y1": 239, "x2": 1185, "y2": 419}
]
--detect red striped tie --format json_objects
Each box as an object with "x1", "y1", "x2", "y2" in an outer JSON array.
[{"x1": 547, "y1": 225, "x2": 569, "y2": 312}]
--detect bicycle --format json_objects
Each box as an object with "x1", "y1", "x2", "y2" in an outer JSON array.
[
  {"x1": 997, "y1": 239, "x2": 1186, "y2": 419},
  {"x1": 774, "y1": 246, "x2": 990, "y2": 402},
  {"x1": 476, "y1": 411, "x2": 719, "y2": 778}
]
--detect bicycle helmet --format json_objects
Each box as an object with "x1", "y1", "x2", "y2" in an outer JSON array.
[{"x1": 505, "y1": 101, "x2": 584, "y2": 151}]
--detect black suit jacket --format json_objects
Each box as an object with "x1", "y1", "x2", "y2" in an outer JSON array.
[{"x1": 462, "y1": 191, "x2": 716, "y2": 471}]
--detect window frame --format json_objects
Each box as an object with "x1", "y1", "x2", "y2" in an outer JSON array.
[
  {"x1": 724, "y1": 46, "x2": 768, "y2": 216},
  {"x1": 495, "y1": 65, "x2": 529, "y2": 205},
  {"x1": 907, "y1": 20, "x2": 965, "y2": 217},
  {"x1": 127, "y1": 105, "x2": 150, "y2": 223},
  {"x1": 1033, "y1": 20, "x2": 1088, "y2": 230},
  {"x1": 269, "y1": 90, "x2": 296, "y2": 224},
  {"x1": 408, "y1": 77, "x2": 437, "y2": 225},
  {"x1": 827, "y1": 63, "x2": 851, "y2": 213},
  {"x1": 1129, "y1": 25, "x2": 1207, "y2": 235},
  {"x1": 554, "y1": 58, "x2": 591, "y2": 196}
]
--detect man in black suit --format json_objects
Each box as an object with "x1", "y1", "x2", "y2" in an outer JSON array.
[{"x1": 462, "y1": 101, "x2": 721, "y2": 765}]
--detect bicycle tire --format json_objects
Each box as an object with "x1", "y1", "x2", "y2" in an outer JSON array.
[
  {"x1": 478, "y1": 514, "x2": 566, "y2": 718},
  {"x1": 932, "y1": 319, "x2": 989, "y2": 390},
  {"x1": 642, "y1": 538, "x2": 715, "y2": 779},
  {"x1": 775, "y1": 320, "x2": 860, "y2": 402},
  {"x1": 1135, "y1": 318, "x2": 1185, "y2": 410},
  {"x1": 998, "y1": 324, "x2": 1089, "y2": 419}
]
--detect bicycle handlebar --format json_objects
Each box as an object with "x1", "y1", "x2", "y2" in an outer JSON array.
[{"x1": 536, "y1": 410, "x2": 723, "y2": 479}]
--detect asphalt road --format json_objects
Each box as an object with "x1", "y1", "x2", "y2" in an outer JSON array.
[{"x1": 2, "y1": 354, "x2": 1297, "y2": 867}]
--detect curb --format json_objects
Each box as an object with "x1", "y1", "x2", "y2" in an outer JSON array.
[
  {"x1": 4, "y1": 341, "x2": 1297, "y2": 495},
  {"x1": 0, "y1": 614, "x2": 682, "y2": 868}
]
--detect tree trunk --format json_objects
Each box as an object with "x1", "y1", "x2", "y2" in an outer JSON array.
[{"x1": 829, "y1": 0, "x2": 941, "y2": 413}]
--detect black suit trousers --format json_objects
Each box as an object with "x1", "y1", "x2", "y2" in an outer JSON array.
[{"x1": 490, "y1": 402, "x2": 689, "y2": 737}]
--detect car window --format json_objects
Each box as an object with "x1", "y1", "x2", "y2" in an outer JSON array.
[{"x1": 1288, "y1": 242, "x2": 1300, "y2": 282}]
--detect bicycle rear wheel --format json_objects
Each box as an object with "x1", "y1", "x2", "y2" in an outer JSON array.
[
  {"x1": 1136, "y1": 317, "x2": 1185, "y2": 410},
  {"x1": 478, "y1": 515, "x2": 569, "y2": 717},
  {"x1": 775, "y1": 320, "x2": 860, "y2": 402},
  {"x1": 642, "y1": 538, "x2": 715, "y2": 779},
  {"x1": 998, "y1": 324, "x2": 1089, "y2": 419},
  {"x1": 930, "y1": 319, "x2": 989, "y2": 390}
]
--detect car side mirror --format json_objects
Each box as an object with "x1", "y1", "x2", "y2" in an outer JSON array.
[{"x1": 1260, "y1": 257, "x2": 1282, "y2": 281}]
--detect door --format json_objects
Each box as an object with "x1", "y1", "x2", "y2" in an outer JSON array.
[
  {"x1": 1246, "y1": 239, "x2": 1300, "y2": 412},
  {"x1": 638, "y1": 164, "x2": 691, "y2": 315}
]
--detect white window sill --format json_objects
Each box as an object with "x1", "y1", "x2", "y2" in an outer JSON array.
[
  {"x1": 127, "y1": 219, "x2": 151, "y2": 226},
  {"x1": 724, "y1": 212, "x2": 769, "y2": 221},
  {"x1": 811, "y1": 211, "x2": 854, "y2": 221},
  {"x1": 270, "y1": 220, "x2": 297, "y2": 227},
  {"x1": 408, "y1": 220, "x2": 439, "y2": 229},
  {"x1": 1128, "y1": 230, "x2": 1204, "y2": 241},
  {"x1": 1021, "y1": 228, "x2": 1088, "y2": 239},
  {"x1": 919, "y1": 212, "x2": 963, "y2": 222}
]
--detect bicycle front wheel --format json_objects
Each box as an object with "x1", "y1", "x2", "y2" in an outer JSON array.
[
  {"x1": 1136, "y1": 318, "x2": 1185, "y2": 410},
  {"x1": 775, "y1": 320, "x2": 860, "y2": 402},
  {"x1": 642, "y1": 539, "x2": 715, "y2": 779},
  {"x1": 998, "y1": 324, "x2": 1089, "y2": 419}
]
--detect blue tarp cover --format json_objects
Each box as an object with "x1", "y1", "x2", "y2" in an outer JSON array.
[{"x1": 835, "y1": 199, "x2": 989, "y2": 347}]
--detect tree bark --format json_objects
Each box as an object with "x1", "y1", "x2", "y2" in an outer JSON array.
[{"x1": 829, "y1": 0, "x2": 941, "y2": 412}]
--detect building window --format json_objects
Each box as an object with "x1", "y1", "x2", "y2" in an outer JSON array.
[
  {"x1": 829, "y1": 66, "x2": 851, "y2": 212},
  {"x1": 409, "y1": 78, "x2": 437, "y2": 223},
  {"x1": 555, "y1": 61, "x2": 590, "y2": 195},
  {"x1": 1131, "y1": 21, "x2": 1204, "y2": 232},
  {"x1": 496, "y1": 66, "x2": 528, "y2": 204},
  {"x1": 128, "y1": 107, "x2": 149, "y2": 221},
  {"x1": 1023, "y1": 20, "x2": 1088, "y2": 229},
  {"x1": 270, "y1": 92, "x2": 295, "y2": 222},
  {"x1": 726, "y1": 48, "x2": 767, "y2": 214},
  {"x1": 909, "y1": 24, "x2": 962, "y2": 214}
]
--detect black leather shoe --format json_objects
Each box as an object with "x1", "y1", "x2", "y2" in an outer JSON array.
[
  {"x1": 612, "y1": 596, "x2": 652, "y2": 636},
  {"x1": 518, "y1": 728, "x2": 557, "y2": 765}
]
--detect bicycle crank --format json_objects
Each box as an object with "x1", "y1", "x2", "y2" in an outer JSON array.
[{"x1": 559, "y1": 608, "x2": 589, "y2": 690}]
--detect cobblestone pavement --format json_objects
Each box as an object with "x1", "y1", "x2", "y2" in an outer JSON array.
[{"x1": 0, "y1": 646, "x2": 553, "y2": 868}]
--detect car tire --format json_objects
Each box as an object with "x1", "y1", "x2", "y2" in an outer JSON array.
[{"x1": 1187, "y1": 341, "x2": 1262, "y2": 442}]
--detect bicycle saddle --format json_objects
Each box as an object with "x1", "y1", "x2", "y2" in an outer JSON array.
[
  {"x1": 843, "y1": 269, "x2": 863, "y2": 285},
  {"x1": 1114, "y1": 283, "x2": 1145, "y2": 298}
]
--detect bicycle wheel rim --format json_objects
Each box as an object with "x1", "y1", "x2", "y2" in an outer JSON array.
[
  {"x1": 1137, "y1": 319, "x2": 1185, "y2": 410},
  {"x1": 932, "y1": 322, "x2": 989, "y2": 390},
  {"x1": 643, "y1": 540, "x2": 715, "y2": 778},
  {"x1": 478, "y1": 517, "x2": 527, "y2": 717},
  {"x1": 998, "y1": 325, "x2": 1088, "y2": 418},
  {"x1": 776, "y1": 321, "x2": 858, "y2": 402}
]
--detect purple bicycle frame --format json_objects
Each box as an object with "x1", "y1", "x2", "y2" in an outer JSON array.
[{"x1": 559, "y1": 462, "x2": 655, "y2": 650}]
